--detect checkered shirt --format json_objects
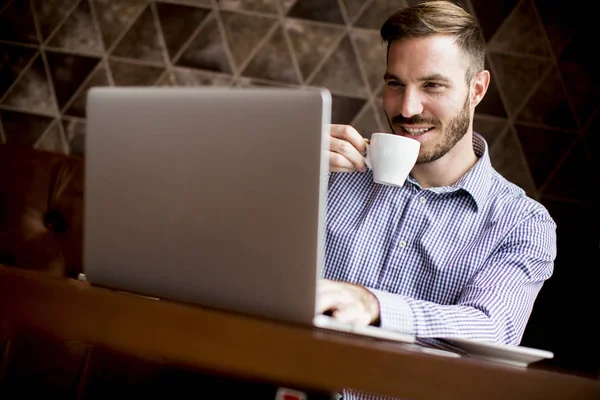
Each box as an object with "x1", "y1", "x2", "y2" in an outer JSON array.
[{"x1": 323, "y1": 133, "x2": 557, "y2": 400}]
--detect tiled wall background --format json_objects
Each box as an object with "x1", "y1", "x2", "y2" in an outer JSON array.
[{"x1": 0, "y1": 0, "x2": 597, "y2": 376}]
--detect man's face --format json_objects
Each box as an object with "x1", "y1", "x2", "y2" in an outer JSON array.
[{"x1": 383, "y1": 34, "x2": 474, "y2": 165}]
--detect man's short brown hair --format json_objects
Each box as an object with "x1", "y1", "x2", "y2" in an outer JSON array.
[{"x1": 380, "y1": 0, "x2": 486, "y2": 83}]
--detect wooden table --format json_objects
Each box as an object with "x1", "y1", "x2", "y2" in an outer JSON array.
[{"x1": 1, "y1": 266, "x2": 599, "y2": 399}]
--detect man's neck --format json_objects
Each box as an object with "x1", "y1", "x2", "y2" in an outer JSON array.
[{"x1": 410, "y1": 132, "x2": 478, "y2": 189}]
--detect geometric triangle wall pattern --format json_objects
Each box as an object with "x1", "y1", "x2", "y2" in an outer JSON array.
[{"x1": 0, "y1": 0, "x2": 590, "y2": 206}]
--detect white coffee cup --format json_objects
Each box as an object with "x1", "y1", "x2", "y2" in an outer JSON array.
[{"x1": 364, "y1": 133, "x2": 421, "y2": 187}]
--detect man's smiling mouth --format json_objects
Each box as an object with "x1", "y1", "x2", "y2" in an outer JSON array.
[{"x1": 400, "y1": 126, "x2": 435, "y2": 135}]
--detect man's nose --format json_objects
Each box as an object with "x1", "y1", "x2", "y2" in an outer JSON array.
[{"x1": 399, "y1": 87, "x2": 424, "y2": 118}]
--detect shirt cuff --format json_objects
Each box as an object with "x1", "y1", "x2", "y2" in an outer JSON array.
[{"x1": 369, "y1": 288, "x2": 415, "y2": 335}]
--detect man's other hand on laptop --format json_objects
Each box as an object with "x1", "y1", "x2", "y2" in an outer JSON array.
[
  {"x1": 328, "y1": 124, "x2": 370, "y2": 173},
  {"x1": 316, "y1": 279, "x2": 380, "y2": 326}
]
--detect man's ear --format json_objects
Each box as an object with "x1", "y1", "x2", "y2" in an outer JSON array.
[{"x1": 471, "y1": 70, "x2": 490, "y2": 107}]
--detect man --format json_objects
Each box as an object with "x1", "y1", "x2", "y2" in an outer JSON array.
[{"x1": 316, "y1": 0, "x2": 556, "y2": 348}]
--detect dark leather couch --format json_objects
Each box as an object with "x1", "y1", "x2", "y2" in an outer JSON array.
[{"x1": 0, "y1": 144, "x2": 84, "y2": 278}]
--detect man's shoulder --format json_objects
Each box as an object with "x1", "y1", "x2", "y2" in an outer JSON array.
[{"x1": 487, "y1": 170, "x2": 554, "y2": 223}]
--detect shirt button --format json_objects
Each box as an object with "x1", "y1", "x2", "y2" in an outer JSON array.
[
  {"x1": 419, "y1": 197, "x2": 426, "y2": 204},
  {"x1": 399, "y1": 240, "x2": 407, "y2": 248}
]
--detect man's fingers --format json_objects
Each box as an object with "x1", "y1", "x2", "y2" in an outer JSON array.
[
  {"x1": 328, "y1": 150, "x2": 356, "y2": 172},
  {"x1": 329, "y1": 137, "x2": 367, "y2": 172},
  {"x1": 330, "y1": 125, "x2": 368, "y2": 157},
  {"x1": 316, "y1": 280, "x2": 355, "y2": 314},
  {"x1": 316, "y1": 279, "x2": 379, "y2": 326},
  {"x1": 333, "y1": 306, "x2": 371, "y2": 326},
  {"x1": 316, "y1": 279, "x2": 337, "y2": 313},
  {"x1": 316, "y1": 290, "x2": 341, "y2": 314},
  {"x1": 328, "y1": 125, "x2": 369, "y2": 173}
]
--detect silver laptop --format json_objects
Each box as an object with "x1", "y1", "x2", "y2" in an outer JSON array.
[{"x1": 83, "y1": 86, "x2": 415, "y2": 345}]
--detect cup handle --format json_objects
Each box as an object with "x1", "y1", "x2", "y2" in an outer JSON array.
[{"x1": 364, "y1": 142, "x2": 372, "y2": 170}]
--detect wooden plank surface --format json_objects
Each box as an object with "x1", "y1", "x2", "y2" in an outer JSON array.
[{"x1": 1, "y1": 266, "x2": 599, "y2": 400}]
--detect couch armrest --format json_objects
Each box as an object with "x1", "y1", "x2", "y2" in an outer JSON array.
[{"x1": 0, "y1": 144, "x2": 84, "y2": 277}]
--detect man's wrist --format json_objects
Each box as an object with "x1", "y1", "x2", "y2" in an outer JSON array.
[{"x1": 368, "y1": 288, "x2": 415, "y2": 334}]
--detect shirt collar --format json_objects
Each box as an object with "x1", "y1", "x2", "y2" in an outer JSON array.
[
  {"x1": 451, "y1": 132, "x2": 493, "y2": 211},
  {"x1": 406, "y1": 131, "x2": 492, "y2": 211}
]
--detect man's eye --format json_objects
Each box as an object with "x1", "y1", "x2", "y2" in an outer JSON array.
[
  {"x1": 386, "y1": 81, "x2": 401, "y2": 87},
  {"x1": 425, "y1": 82, "x2": 443, "y2": 88}
]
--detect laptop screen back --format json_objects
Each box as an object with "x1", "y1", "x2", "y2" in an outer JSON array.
[{"x1": 83, "y1": 87, "x2": 331, "y2": 326}]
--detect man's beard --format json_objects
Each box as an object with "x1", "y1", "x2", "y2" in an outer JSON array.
[{"x1": 387, "y1": 95, "x2": 471, "y2": 164}]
